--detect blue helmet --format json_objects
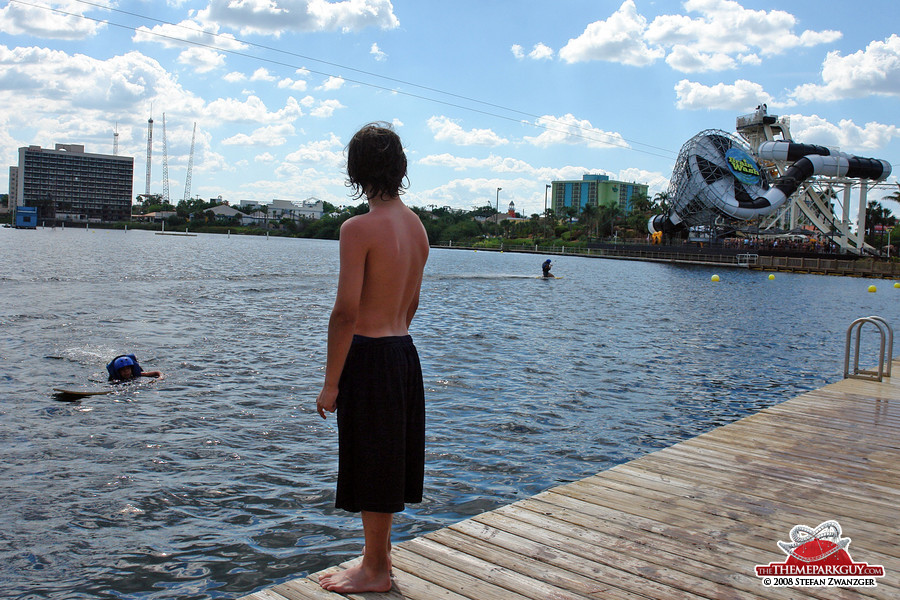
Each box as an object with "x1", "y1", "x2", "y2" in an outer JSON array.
[
  {"x1": 107, "y1": 354, "x2": 143, "y2": 379},
  {"x1": 113, "y1": 356, "x2": 135, "y2": 370}
]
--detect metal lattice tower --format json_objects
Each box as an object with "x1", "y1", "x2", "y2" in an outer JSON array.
[
  {"x1": 161, "y1": 113, "x2": 170, "y2": 205},
  {"x1": 183, "y1": 122, "x2": 196, "y2": 202},
  {"x1": 145, "y1": 116, "x2": 154, "y2": 196}
]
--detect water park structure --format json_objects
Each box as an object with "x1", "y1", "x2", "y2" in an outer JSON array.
[{"x1": 649, "y1": 105, "x2": 893, "y2": 255}]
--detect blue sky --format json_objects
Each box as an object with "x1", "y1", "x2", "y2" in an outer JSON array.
[{"x1": 1, "y1": 0, "x2": 898, "y2": 216}]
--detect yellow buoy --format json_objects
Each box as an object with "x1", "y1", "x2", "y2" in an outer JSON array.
[
  {"x1": 768, "y1": 274, "x2": 775, "y2": 280},
  {"x1": 894, "y1": 282, "x2": 899, "y2": 288},
  {"x1": 711, "y1": 274, "x2": 720, "y2": 282},
  {"x1": 868, "y1": 285, "x2": 877, "y2": 293}
]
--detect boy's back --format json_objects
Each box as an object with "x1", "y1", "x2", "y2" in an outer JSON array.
[{"x1": 344, "y1": 202, "x2": 428, "y2": 338}]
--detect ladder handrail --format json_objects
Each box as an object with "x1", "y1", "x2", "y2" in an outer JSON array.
[{"x1": 843, "y1": 316, "x2": 893, "y2": 381}]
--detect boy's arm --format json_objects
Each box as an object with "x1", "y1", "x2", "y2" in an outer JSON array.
[
  {"x1": 140, "y1": 370, "x2": 163, "y2": 378},
  {"x1": 316, "y1": 219, "x2": 367, "y2": 419}
]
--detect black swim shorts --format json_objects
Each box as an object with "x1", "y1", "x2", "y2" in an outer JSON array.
[{"x1": 335, "y1": 334, "x2": 425, "y2": 513}]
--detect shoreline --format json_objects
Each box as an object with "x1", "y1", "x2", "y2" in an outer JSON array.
[{"x1": 435, "y1": 243, "x2": 900, "y2": 279}]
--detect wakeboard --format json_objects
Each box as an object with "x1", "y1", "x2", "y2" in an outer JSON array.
[{"x1": 53, "y1": 387, "x2": 115, "y2": 398}]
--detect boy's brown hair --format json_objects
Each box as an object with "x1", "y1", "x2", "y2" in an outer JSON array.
[{"x1": 346, "y1": 123, "x2": 408, "y2": 200}]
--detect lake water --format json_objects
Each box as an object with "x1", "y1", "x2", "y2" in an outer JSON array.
[{"x1": 1, "y1": 227, "x2": 897, "y2": 599}]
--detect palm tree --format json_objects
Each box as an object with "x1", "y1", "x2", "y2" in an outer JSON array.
[
  {"x1": 580, "y1": 202, "x2": 598, "y2": 239},
  {"x1": 652, "y1": 191, "x2": 670, "y2": 213},
  {"x1": 866, "y1": 200, "x2": 895, "y2": 234},
  {"x1": 598, "y1": 203, "x2": 622, "y2": 238}
]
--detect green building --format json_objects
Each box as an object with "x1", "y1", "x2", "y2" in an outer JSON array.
[{"x1": 550, "y1": 174, "x2": 648, "y2": 215}]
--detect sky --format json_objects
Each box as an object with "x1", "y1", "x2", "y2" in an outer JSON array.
[{"x1": 1, "y1": 0, "x2": 898, "y2": 217}]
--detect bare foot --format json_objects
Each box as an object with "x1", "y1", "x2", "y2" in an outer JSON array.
[{"x1": 318, "y1": 563, "x2": 392, "y2": 594}]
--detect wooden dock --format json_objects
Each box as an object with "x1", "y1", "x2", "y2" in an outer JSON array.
[{"x1": 240, "y1": 367, "x2": 900, "y2": 600}]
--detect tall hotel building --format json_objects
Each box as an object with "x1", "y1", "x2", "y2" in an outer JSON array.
[
  {"x1": 11, "y1": 144, "x2": 134, "y2": 223},
  {"x1": 551, "y1": 174, "x2": 649, "y2": 215}
]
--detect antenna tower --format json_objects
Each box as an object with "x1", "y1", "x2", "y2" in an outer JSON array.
[
  {"x1": 145, "y1": 114, "x2": 154, "y2": 196},
  {"x1": 183, "y1": 122, "x2": 197, "y2": 202},
  {"x1": 113, "y1": 122, "x2": 119, "y2": 156},
  {"x1": 161, "y1": 113, "x2": 170, "y2": 205}
]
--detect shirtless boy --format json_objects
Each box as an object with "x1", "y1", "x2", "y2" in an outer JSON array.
[{"x1": 316, "y1": 123, "x2": 429, "y2": 594}]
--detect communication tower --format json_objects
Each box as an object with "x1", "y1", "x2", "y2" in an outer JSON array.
[
  {"x1": 113, "y1": 122, "x2": 119, "y2": 156},
  {"x1": 145, "y1": 115, "x2": 154, "y2": 196},
  {"x1": 183, "y1": 122, "x2": 197, "y2": 202},
  {"x1": 161, "y1": 113, "x2": 170, "y2": 205}
]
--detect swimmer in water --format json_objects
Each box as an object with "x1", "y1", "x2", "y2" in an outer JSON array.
[{"x1": 106, "y1": 354, "x2": 163, "y2": 382}]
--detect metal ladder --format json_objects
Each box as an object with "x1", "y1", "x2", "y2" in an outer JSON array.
[{"x1": 844, "y1": 316, "x2": 893, "y2": 381}]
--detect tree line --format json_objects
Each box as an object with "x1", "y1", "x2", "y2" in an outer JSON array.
[{"x1": 131, "y1": 188, "x2": 900, "y2": 251}]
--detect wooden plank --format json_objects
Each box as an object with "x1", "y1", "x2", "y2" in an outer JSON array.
[
  {"x1": 272, "y1": 577, "x2": 350, "y2": 600},
  {"x1": 446, "y1": 518, "x2": 673, "y2": 600},
  {"x1": 240, "y1": 589, "x2": 292, "y2": 600},
  {"x1": 386, "y1": 566, "x2": 473, "y2": 600},
  {"x1": 631, "y1": 444, "x2": 900, "y2": 520},
  {"x1": 391, "y1": 545, "x2": 534, "y2": 600},
  {"x1": 589, "y1": 460, "x2": 900, "y2": 563},
  {"x1": 426, "y1": 526, "x2": 652, "y2": 600},
  {"x1": 512, "y1": 494, "x2": 877, "y2": 600},
  {"x1": 401, "y1": 536, "x2": 590, "y2": 600},
  {"x1": 593, "y1": 465, "x2": 900, "y2": 572},
  {"x1": 468, "y1": 505, "x2": 805, "y2": 600}
]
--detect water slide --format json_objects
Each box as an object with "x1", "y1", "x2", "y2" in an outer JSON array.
[{"x1": 648, "y1": 132, "x2": 892, "y2": 235}]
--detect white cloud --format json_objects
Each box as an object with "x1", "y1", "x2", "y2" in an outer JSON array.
[
  {"x1": 392, "y1": 118, "x2": 404, "y2": 128},
  {"x1": 792, "y1": 35, "x2": 900, "y2": 102},
  {"x1": 674, "y1": 79, "x2": 790, "y2": 111},
  {"x1": 132, "y1": 19, "x2": 247, "y2": 51},
  {"x1": 310, "y1": 99, "x2": 344, "y2": 118},
  {"x1": 0, "y1": 0, "x2": 108, "y2": 40},
  {"x1": 370, "y1": 42, "x2": 387, "y2": 62},
  {"x1": 419, "y1": 153, "x2": 533, "y2": 174},
  {"x1": 511, "y1": 44, "x2": 525, "y2": 60},
  {"x1": 559, "y1": 0, "x2": 664, "y2": 66},
  {"x1": 284, "y1": 133, "x2": 344, "y2": 165},
  {"x1": 646, "y1": 0, "x2": 841, "y2": 63},
  {"x1": 0, "y1": 45, "x2": 202, "y2": 120},
  {"x1": 665, "y1": 45, "x2": 734, "y2": 73},
  {"x1": 787, "y1": 114, "x2": 900, "y2": 152},
  {"x1": 224, "y1": 71, "x2": 246, "y2": 83},
  {"x1": 250, "y1": 68, "x2": 277, "y2": 82},
  {"x1": 205, "y1": 95, "x2": 304, "y2": 123},
  {"x1": 528, "y1": 43, "x2": 554, "y2": 60},
  {"x1": 524, "y1": 114, "x2": 629, "y2": 149},
  {"x1": 317, "y1": 76, "x2": 345, "y2": 91},
  {"x1": 196, "y1": 0, "x2": 400, "y2": 36},
  {"x1": 277, "y1": 77, "x2": 308, "y2": 91},
  {"x1": 177, "y1": 47, "x2": 225, "y2": 73},
  {"x1": 221, "y1": 123, "x2": 296, "y2": 146},
  {"x1": 426, "y1": 116, "x2": 509, "y2": 147},
  {"x1": 618, "y1": 168, "x2": 669, "y2": 195},
  {"x1": 255, "y1": 152, "x2": 276, "y2": 162},
  {"x1": 556, "y1": 0, "x2": 840, "y2": 72}
]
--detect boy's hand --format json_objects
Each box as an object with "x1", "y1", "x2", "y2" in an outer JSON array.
[{"x1": 316, "y1": 386, "x2": 338, "y2": 419}]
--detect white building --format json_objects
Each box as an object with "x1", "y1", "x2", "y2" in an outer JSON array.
[{"x1": 240, "y1": 197, "x2": 325, "y2": 225}]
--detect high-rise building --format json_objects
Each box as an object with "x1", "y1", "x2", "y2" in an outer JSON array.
[
  {"x1": 12, "y1": 144, "x2": 134, "y2": 224},
  {"x1": 551, "y1": 174, "x2": 649, "y2": 215}
]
